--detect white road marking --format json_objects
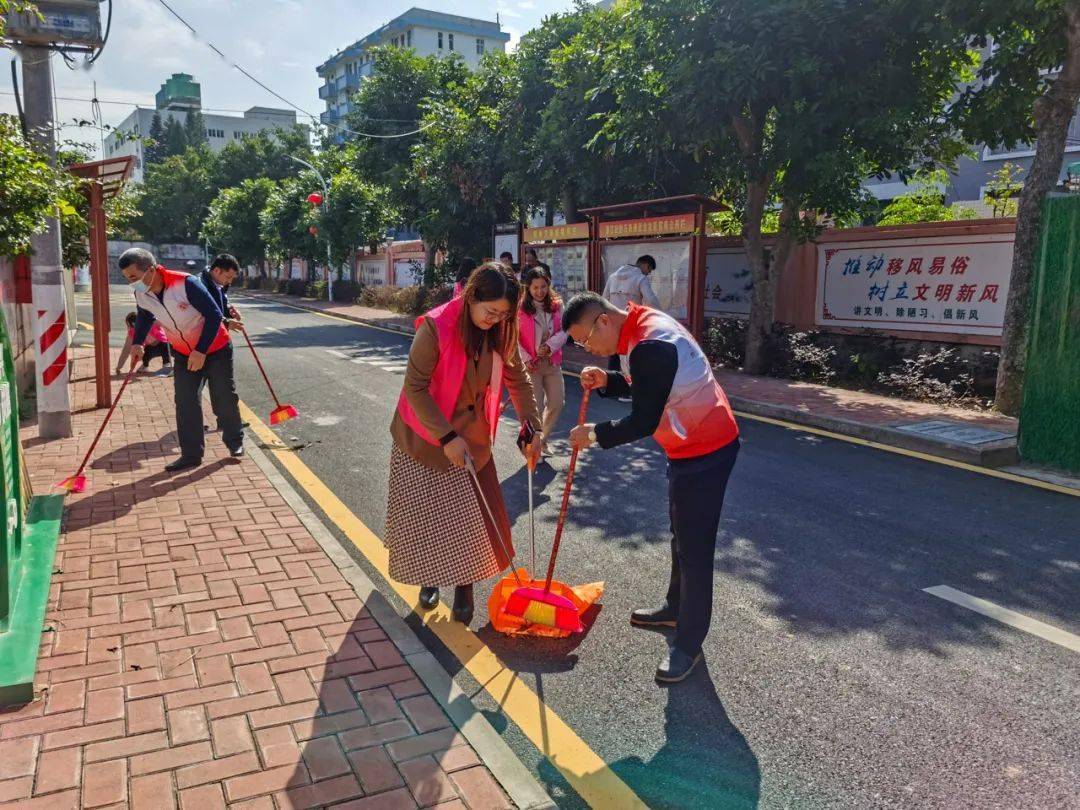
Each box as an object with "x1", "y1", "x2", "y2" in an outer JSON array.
[
  {"x1": 325, "y1": 349, "x2": 350, "y2": 359},
  {"x1": 923, "y1": 585, "x2": 1080, "y2": 653},
  {"x1": 261, "y1": 325, "x2": 284, "y2": 334}
]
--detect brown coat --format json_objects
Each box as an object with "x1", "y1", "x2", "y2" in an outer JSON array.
[{"x1": 390, "y1": 317, "x2": 540, "y2": 471}]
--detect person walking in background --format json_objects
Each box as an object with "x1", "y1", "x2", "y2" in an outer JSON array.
[
  {"x1": 116, "y1": 312, "x2": 171, "y2": 375},
  {"x1": 563, "y1": 291, "x2": 740, "y2": 684},
  {"x1": 601, "y1": 255, "x2": 663, "y2": 399},
  {"x1": 119, "y1": 247, "x2": 245, "y2": 472},
  {"x1": 498, "y1": 252, "x2": 516, "y2": 275},
  {"x1": 519, "y1": 267, "x2": 567, "y2": 456},
  {"x1": 386, "y1": 263, "x2": 542, "y2": 625},
  {"x1": 454, "y1": 257, "x2": 479, "y2": 297}
]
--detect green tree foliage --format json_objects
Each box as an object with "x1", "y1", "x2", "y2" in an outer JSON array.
[
  {"x1": 259, "y1": 176, "x2": 320, "y2": 267},
  {"x1": 345, "y1": 47, "x2": 469, "y2": 228},
  {"x1": 609, "y1": 0, "x2": 974, "y2": 373},
  {"x1": 184, "y1": 110, "x2": 208, "y2": 148},
  {"x1": 146, "y1": 111, "x2": 166, "y2": 165},
  {"x1": 137, "y1": 146, "x2": 216, "y2": 243},
  {"x1": 944, "y1": 0, "x2": 1080, "y2": 412},
  {"x1": 0, "y1": 114, "x2": 68, "y2": 257},
  {"x1": 877, "y1": 170, "x2": 977, "y2": 225},
  {"x1": 319, "y1": 164, "x2": 395, "y2": 269},
  {"x1": 983, "y1": 163, "x2": 1023, "y2": 218},
  {"x1": 163, "y1": 115, "x2": 187, "y2": 158},
  {"x1": 412, "y1": 53, "x2": 520, "y2": 256},
  {"x1": 201, "y1": 177, "x2": 276, "y2": 269},
  {"x1": 211, "y1": 127, "x2": 312, "y2": 190}
]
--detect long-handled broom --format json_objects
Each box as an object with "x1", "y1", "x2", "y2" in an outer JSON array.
[
  {"x1": 239, "y1": 326, "x2": 298, "y2": 425},
  {"x1": 54, "y1": 364, "x2": 139, "y2": 493},
  {"x1": 503, "y1": 389, "x2": 592, "y2": 633}
]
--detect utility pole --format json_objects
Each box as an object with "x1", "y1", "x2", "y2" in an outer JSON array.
[
  {"x1": 289, "y1": 156, "x2": 334, "y2": 303},
  {"x1": 19, "y1": 47, "x2": 72, "y2": 439}
]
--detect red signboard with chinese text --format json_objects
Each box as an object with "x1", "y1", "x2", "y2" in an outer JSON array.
[
  {"x1": 598, "y1": 214, "x2": 697, "y2": 240},
  {"x1": 523, "y1": 223, "x2": 590, "y2": 243}
]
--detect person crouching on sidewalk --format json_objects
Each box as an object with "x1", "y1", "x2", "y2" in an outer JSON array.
[
  {"x1": 116, "y1": 312, "x2": 172, "y2": 374},
  {"x1": 564, "y1": 292, "x2": 740, "y2": 684},
  {"x1": 119, "y1": 247, "x2": 244, "y2": 472},
  {"x1": 518, "y1": 267, "x2": 567, "y2": 457},
  {"x1": 385, "y1": 262, "x2": 543, "y2": 625}
]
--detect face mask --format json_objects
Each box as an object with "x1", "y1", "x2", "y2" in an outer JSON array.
[{"x1": 130, "y1": 267, "x2": 152, "y2": 294}]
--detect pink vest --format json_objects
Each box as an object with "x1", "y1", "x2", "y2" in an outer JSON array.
[
  {"x1": 518, "y1": 303, "x2": 563, "y2": 366},
  {"x1": 396, "y1": 296, "x2": 505, "y2": 446}
]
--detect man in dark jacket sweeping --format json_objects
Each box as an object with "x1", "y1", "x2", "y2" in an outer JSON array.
[{"x1": 564, "y1": 292, "x2": 740, "y2": 684}]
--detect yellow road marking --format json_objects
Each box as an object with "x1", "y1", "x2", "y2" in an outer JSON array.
[
  {"x1": 77, "y1": 321, "x2": 94, "y2": 331},
  {"x1": 241, "y1": 293, "x2": 1077, "y2": 498},
  {"x1": 237, "y1": 398, "x2": 649, "y2": 810}
]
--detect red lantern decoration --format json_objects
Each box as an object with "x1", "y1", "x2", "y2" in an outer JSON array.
[
  {"x1": 309, "y1": 225, "x2": 318, "y2": 236},
  {"x1": 306, "y1": 192, "x2": 323, "y2": 205}
]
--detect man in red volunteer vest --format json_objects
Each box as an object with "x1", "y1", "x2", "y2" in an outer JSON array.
[
  {"x1": 564, "y1": 292, "x2": 740, "y2": 684},
  {"x1": 119, "y1": 248, "x2": 244, "y2": 472}
]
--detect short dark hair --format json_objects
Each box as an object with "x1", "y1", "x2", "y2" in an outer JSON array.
[
  {"x1": 562, "y1": 292, "x2": 614, "y2": 329},
  {"x1": 211, "y1": 253, "x2": 240, "y2": 273},
  {"x1": 526, "y1": 248, "x2": 539, "y2": 259},
  {"x1": 125, "y1": 311, "x2": 137, "y2": 328},
  {"x1": 499, "y1": 251, "x2": 513, "y2": 261},
  {"x1": 636, "y1": 254, "x2": 656, "y2": 270},
  {"x1": 118, "y1": 247, "x2": 155, "y2": 271},
  {"x1": 456, "y1": 256, "x2": 478, "y2": 284}
]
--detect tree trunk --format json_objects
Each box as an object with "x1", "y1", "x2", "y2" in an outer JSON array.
[
  {"x1": 545, "y1": 198, "x2": 556, "y2": 227},
  {"x1": 995, "y1": 1, "x2": 1080, "y2": 414},
  {"x1": 561, "y1": 187, "x2": 580, "y2": 224},
  {"x1": 742, "y1": 174, "x2": 773, "y2": 374}
]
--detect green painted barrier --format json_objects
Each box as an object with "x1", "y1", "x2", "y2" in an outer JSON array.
[
  {"x1": 0, "y1": 306, "x2": 62, "y2": 705},
  {"x1": 1019, "y1": 193, "x2": 1080, "y2": 474}
]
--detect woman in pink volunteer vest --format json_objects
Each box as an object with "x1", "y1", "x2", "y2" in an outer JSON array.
[
  {"x1": 386, "y1": 263, "x2": 543, "y2": 625},
  {"x1": 518, "y1": 268, "x2": 567, "y2": 456}
]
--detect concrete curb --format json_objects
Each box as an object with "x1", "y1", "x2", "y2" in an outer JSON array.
[
  {"x1": 244, "y1": 437, "x2": 557, "y2": 810},
  {"x1": 239, "y1": 290, "x2": 1022, "y2": 469}
]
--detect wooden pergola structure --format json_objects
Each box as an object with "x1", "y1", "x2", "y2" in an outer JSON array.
[{"x1": 67, "y1": 156, "x2": 135, "y2": 407}]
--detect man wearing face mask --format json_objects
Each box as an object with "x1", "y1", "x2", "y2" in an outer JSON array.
[{"x1": 119, "y1": 248, "x2": 244, "y2": 472}]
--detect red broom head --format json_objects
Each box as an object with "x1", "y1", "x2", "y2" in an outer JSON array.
[
  {"x1": 269, "y1": 404, "x2": 298, "y2": 425},
  {"x1": 54, "y1": 475, "x2": 87, "y2": 494},
  {"x1": 504, "y1": 586, "x2": 583, "y2": 633}
]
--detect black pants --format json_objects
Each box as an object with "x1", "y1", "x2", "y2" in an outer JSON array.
[
  {"x1": 174, "y1": 344, "x2": 243, "y2": 460},
  {"x1": 608, "y1": 353, "x2": 621, "y2": 372},
  {"x1": 665, "y1": 439, "x2": 740, "y2": 656},
  {"x1": 142, "y1": 342, "x2": 171, "y2": 367}
]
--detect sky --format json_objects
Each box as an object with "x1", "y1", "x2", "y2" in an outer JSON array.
[{"x1": 1, "y1": 0, "x2": 575, "y2": 156}]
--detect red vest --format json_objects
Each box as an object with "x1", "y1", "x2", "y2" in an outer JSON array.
[
  {"x1": 396, "y1": 296, "x2": 505, "y2": 446},
  {"x1": 619, "y1": 304, "x2": 739, "y2": 459},
  {"x1": 133, "y1": 267, "x2": 230, "y2": 356}
]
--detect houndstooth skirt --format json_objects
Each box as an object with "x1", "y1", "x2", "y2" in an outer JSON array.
[{"x1": 384, "y1": 445, "x2": 514, "y2": 586}]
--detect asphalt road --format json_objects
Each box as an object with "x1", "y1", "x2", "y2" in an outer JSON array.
[{"x1": 78, "y1": 290, "x2": 1080, "y2": 809}]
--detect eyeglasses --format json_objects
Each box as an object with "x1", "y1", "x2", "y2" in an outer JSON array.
[
  {"x1": 480, "y1": 305, "x2": 511, "y2": 323},
  {"x1": 580, "y1": 313, "x2": 604, "y2": 349}
]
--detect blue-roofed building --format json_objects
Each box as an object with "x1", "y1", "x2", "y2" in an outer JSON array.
[{"x1": 316, "y1": 8, "x2": 510, "y2": 142}]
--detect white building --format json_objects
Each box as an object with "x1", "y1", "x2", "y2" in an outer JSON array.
[
  {"x1": 317, "y1": 8, "x2": 510, "y2": 142},
  {"x1": 103, "y1": 73, "x2": 307, "y2": 182}
]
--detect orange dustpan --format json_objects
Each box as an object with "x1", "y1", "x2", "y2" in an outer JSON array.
[
  {"x1": 496, "y1": 390, "x2": 599, "y2": 635},
  {"x1": 55, "y1": 364, "x2": 139, "y2": 493},
  {"x1": 239, "y1": 326, "x2": 298, "y2": 425}
]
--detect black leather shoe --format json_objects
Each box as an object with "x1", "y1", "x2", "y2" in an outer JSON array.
[
  {"x1": 164, "y1": 457, "x2": 200, "y2": 473},
  {"x1": 229, "y1": 446, "x2": 245, "y2": 459},
  {"x1": 655, "y1": 646, "x2": 702, "y2": 684},
  {"x1": 451, "y1": 585, "x2": 474, "y2": 625},
  {"x1": 418, "y1": 587, "x2": 439, "y2": 610},
  {"x1": 630, "y1": 604, "x2": 678, "y2": 628}
]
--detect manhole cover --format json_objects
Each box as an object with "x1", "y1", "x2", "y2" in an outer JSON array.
[{"x1": 894, "y1": 420, "x2": 1015, "y2": 445}]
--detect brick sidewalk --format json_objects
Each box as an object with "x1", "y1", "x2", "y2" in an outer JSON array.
[{"x1": 4, "y1": 348, "x2": 515, "y2": 809}]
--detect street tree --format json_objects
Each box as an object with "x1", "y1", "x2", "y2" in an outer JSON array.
[
  {"x1": 0, "y1": 114, "x2": 68, "y2": 257},
  {"x1": 259, "y1": 176, "x2": 320, "y2": 270},
  {"x1": 184, "y1": 109, "x2": 208, "y2": 148},
  {"x1": 163, "y1": 115, "x2": 187, "y2": 158},
  {"x1": 146, "y1": 111, "x2": 165, "y2": 165},
  {"x1": 137, "y1": 146, "x2": 216, "y2": 243},
  {"x1": 877, "y1": 170, "x2": 977, "y2": 226},
  {"x1": 201, "y1": 177, "x2": 276, "y2": 271},
  {"x1": 345, "y1": 46, "x2": 469, "y2": 230},
  {"x1": 616, "y1": 0, "x2": 972, "y2": 373},
  {"x1": 945, "y1": 0, "x2": 1080, "y2": 414},
  {"x1": 211, "y1": 127, "x2": 312, "y2": 190},
  {"x1": 319, "y1": 165, "x2": 395, "y2": 272}
]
